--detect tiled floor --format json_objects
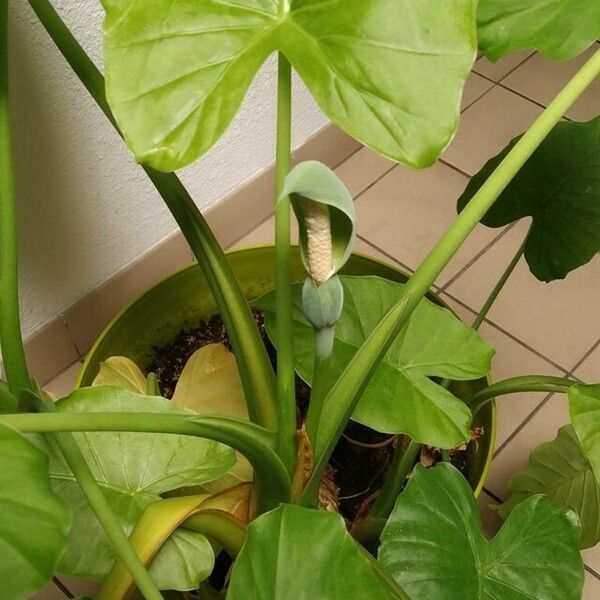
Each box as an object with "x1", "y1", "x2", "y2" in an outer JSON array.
[{"x1": 41, "y1": 46, "x2": 600, "y2": 598}]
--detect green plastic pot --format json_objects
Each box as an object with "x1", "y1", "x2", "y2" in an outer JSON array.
[{"x1": 79, "y1": 246, "x2": 496, "y2": 496}]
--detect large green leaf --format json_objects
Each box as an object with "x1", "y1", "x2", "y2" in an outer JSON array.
[
  {"x1": 569, "y1": 383, "x2": 600, "y2": 481},
  {"x1": 228, "y1": 504, "x2": 409, "y2": 599},
  {"x1": 499, "y1": 425, "x2": 600, "y2": 549},
  {"x1": 477, "y1": 0, "x2": 600, "y2": 60},
  {"x1": 379, "y1": 463, "x2": 584, "y2": 600},
  {"x1": 458, "y1": 119, "x2": 600, "y2": 282},
  {"x1": 256, "y1": 276, "x2": 493, "y2": 449},
  {"x1": 103, "y1": 0, "x2": 477, "y2": 171},
  {"x1": 0, "y1": 424, "x2": 71, "y2": 600},
  {"x1": 50, "y1": 386, "x2": 235, "y2": 580}
]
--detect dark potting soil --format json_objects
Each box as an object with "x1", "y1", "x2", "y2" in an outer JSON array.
[{"x1": 149, "y1": 311, "x2": 469, "y2": 522}]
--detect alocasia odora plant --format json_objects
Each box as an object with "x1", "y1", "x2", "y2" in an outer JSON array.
[{"x1": 0, "y1": 0, "x2": 599, "y2": 598}]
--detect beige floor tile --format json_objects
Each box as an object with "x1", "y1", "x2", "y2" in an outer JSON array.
[
  {"x1": 473, "y1": 51, "x2": 535, "y2": 82},
  {"x1": 44, "y1": 361, "x2": 81, "y2": 398},
  {"x1": 503, "y1": 43, "x2": 600, "y2": 122},
  {"x1": 461, "y1": 73, "x2": 495, "y2": 111},
  {"x1": 355, "y1": 161, "x2": 504, "y2": 286},
  {"x1": 334, "y1": 147, "x2": 395, "y2": 198},
  {"x1": 57, "y1": 576, "x2": 100, "y2": 598},
  {"x1": 575, "y1": 344, "x2": 600, "y2": 383},
  {"x1": 584, "y1": 571, "x2": 600, "y2": 600},
  {"x1": 31, "y1": 582, "x2": 65, "y2": 600},
  {"x1": 446, "y1": 220, "x2": 600, "y2": 370},
  {"x1": 442, "y1": 87, "x2": 542, "y2": 175},
  {"x1": 485, "y1": 393, "x2": 569, "y2": 498},
  {"x1": 441, "y1": 293, "x2": 565, "y2": 448},
  {"x1": 583, "y1": 548, "x2": 600, "y2": 581}
]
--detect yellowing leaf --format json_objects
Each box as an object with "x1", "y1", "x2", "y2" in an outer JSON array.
[
  {"x1": 93, "y1": 356, "x2": 147, "y2": 394},
  {"x1": 173, "y1": 344, "x2": 253, "y2": 491}
]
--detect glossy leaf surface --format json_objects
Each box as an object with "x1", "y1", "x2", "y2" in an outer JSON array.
[
  {"x1": 172, "y1": 344, "x2": 253, "y2": 492},
  {"x1": 379, "y1": 463, "x2": 584, "y2": 600},
  {"x1": 500, "y1": 425, "x2": 600, "y2": 548},
  {"x1": 0, "y1": 424, "x2": 71, "y2": 600},
  {"x1": 477, "y1": 0, "x2": 600, "y2": 60},
  {"x1": 256, "y1": 276, "x2": 494, "y2": 449},
  {"x1": 458, "y1": 119, "x2": 600, "y2": 282},
  {"x1": 50, "y1": 386, "x2": 234, "y2": 580},
  {"x1": 103, "y1": 0, "x2": 477, "y2": 171},
  {"x1": 569, "y1": 383, "x2": 600, "y2": 483},
  {"x1": 228, "y1": 504, "x2": 409, "y2": 599}
]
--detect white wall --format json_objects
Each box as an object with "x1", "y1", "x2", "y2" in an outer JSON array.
[{"x1": 9, "y1": 0, "x2": 329, "y2": 339}]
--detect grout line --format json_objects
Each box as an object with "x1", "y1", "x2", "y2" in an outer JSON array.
[
  {"x1": 52, "y1": 577, "x2": 73, "y2": 598},
  {"x1": 438, "y1": 158, "x2": 472, "y2": 179},
  {"x1": 461, "y1": 81, "x2": 497, "y2": 114},
  {"x1": 472, "y1": 51, "x2": 535, "y2": 83},
  {"x1": 475, "y1": 72, "x2": 574, "y2": 122},
  {"x1": 482, "y1": 486, "x2": 503, "y2": 504},
  {"x1": 61, "y1": 314, "x2": 85, "y2": 361},
  {"x1": 439, "y1": 223, "x2": 517, "y2": 291},
  {"x1": 493, "y1": 391, "x2": 554, "y2": 457},
  {"x1": 569, "y1": 338, "x2": 600, "y2": 377},
  {"x1": 440, "y1": 290, "x2": 571, "y2": 375},
  {"x1": 356, "y1": 235, "x2": 415, "y2": 276},
  {"x1": 352, "y1": 163, "x2": 398, "y2": 203},
  {"x1": 227, "y1": 212, "x2": 274, "y2": 249},
  {"x1": 585, "y1": 565, "x2": 600, "y2": 582}
]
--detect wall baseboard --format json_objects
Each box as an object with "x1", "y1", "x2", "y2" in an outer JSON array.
[{"x1": 6, "y1": 124, "x2": 360, "y2": 386}]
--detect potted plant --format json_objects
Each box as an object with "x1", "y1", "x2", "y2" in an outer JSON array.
[{"x1": 0, "y1": 1, "x2": 599, "y2": 599}]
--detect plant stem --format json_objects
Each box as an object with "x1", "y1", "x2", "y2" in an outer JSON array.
[
  {"x1": 52, "y1": 428, "x2": 164, "y2": 600},
  {"x1": 305, "y1": 352, "x2": 332, "y2": 446},
  {"x1": 0, "y1": 0, "x2": 29, "y2": 395},
  {"x1": 27, "y1": 0, "x2": 278, "y2": 432},
  {"x1": 1, "y1": 408, "x2": 291, "y2": 511},
  {"x1": 301, "y1": 46, "x2": 600, "y2": 506},
  {"x1": 469, "y1": 375, "x2": 576, "y2": 414},
  {"x1": 369, "y1": 440, "x2": 421, "y2": 519},
  {"x1": 274, "y1": 52, "x2": 297, "y2": 474},
  {"x1": 471, "y1": 233, "x2": 528, "y2": 331}
]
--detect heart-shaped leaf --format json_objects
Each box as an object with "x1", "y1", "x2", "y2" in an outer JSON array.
[
  {"x1": 103, "y1": 0, "x2": 477, "y2": 171},
  {"x1": 477, "y1": 0, "x2": 600, "y2": 60},
  {"x1": 458, "y1": 118, "x2": 600, "y2": 282},
  {"x1": 379, "y1": 463, "x2": 584, "y2": 600},
  {"x1": 569, "y1": 383, "x2": 600, "y2": 482},
  {"x1": 281, "y1": 161, "x2": 355, "y2": 282},
  {"x1": 499, "y1": 425, "x2": 600, "y2": 549},
  {"x1": 49, "y1": 386, "x2": 235, "y2": 580},
  {"x1": 93, "y1": 356, "x2": 147, "y2": 394},
  {"x1": 228, "y1": 504, "x2": 409, "y2": 599},
  {"x1": 256, "y1": 276, "x2": 494, "y2": 449},
  {"x1": 0, "y1": 424, "x2": 71, "y2": 600},
  {"x1": 172, "y1": 344, "x2": 253, "y2": 493}
]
